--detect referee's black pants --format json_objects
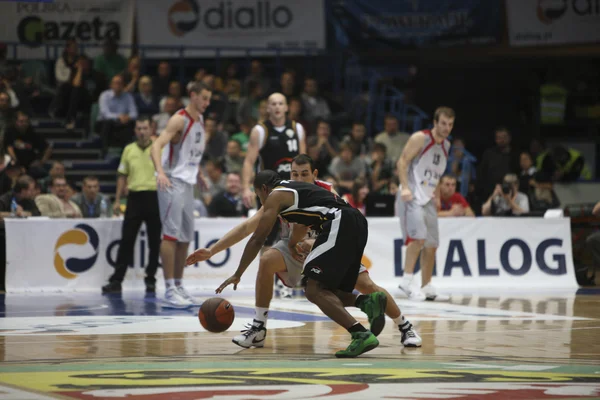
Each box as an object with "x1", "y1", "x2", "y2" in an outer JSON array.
[{"x1": 109, "y1": 191, "x2": 162, "y2": 284}]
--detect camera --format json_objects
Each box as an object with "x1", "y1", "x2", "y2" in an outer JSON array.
[{"x1": 501, "y1": 182, "x2": 512, "y2": 195}]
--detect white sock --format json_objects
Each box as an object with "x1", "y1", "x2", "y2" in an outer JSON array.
[
  {"x1": 165, "y1": 279, "x2": 175, "y2": 289},
  {"x1": 175, "y1": 279, "x2": 182, "y2": 287},
  {"x1": 402, "y1": 273, "x2": 414, "y2": 286},
  {"x1": 392, "y1": 316, "x2": 403, "y2": 326},
  {"x1": 254, "y1": 307, "x2": 269, "y2": 327}
]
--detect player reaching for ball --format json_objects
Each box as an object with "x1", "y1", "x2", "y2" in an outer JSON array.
[{"x1": 186, "y1": 155, "x2": 421, "y2": 354}]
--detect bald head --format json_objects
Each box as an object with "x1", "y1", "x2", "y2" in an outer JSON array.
[{"x1": 267, "y1": 92, "x2": 288, "y2": 123}]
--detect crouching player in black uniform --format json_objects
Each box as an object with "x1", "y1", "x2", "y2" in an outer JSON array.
[{"x1": 216, "y1": 170, "x2": 382, "y2": 358}]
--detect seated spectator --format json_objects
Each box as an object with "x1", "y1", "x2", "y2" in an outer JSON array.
[
  {"x1": 224, "y1": 139, "x2": 244, "y2": 174},
  {"x1": 329, "y1": 142, "x2": 366, "y2": 193},
  {"x1": 39, "y1": 161, "x2": 65, "y2": 193},
  {"x1": 482, "y1": 173, "x2": 530, "y2": 216},
  {"x1": 201, "y1": 157, "x2": 226, "y2": 206},
  {"x1": 243, "y1": 60, "x2": 270, "y2": 96},
  {"x1": 98, "y1": 75, "x2": 137, "y2": 151},
  {"x1": 279, "y1": 71, "x2": 298, "y2": 100},
  {"x1": 208, "y1": 172, "x2": 248, "y2": 217},
  {"x1": 308, "y1": 119, "x2": 338, "y2": 176},
  {"x1": 374, "y1": 114, "x2": 410, "y2": 163},
  {"x1": 528, "y1": 173, "x2": 560, "y2": 213},
  {"x1": 159, "y1": 81, "x2": 189, "y2": 113},
  {"x1": 202, "y1": 74, "x2": 229, "y2": 123},
  {"x1": 152, "y1": 61, "x2": 171, "y2": 98},
  {"x1": 342, "y1": 179, "x2": 369, "y2": 215},
  {"x1": 71, "y1": 176, "x2": 112, "y2": 218},
  {"x1": 0, "y1": 160, "x2": 22, "y2": 196},
  {"x1": 35, "y1": 176, "x2": 82, "y2": 218},
  {"x1": 54, "y1": 38, "x2": 78, "y2": 88},
  {"x1": 0, "y1": 175, "x2": 40, "y2": 218},
  {"x1": 134, "y1": 76, "x2": 159, "y2": 116},
  {"x1": 0, "y1": 73, "x2": 20, "y2": 109},
  {"x1": 287, "y1": 97, "x2": 310, "y2": 136},
  {"x1": 518, "y1": 151, "x2": 538, "y2": 193},
  {"x1": 537, "y1": 145, "x2": 592, "y2": 182},
  {"x1": 369, "y1": 142, "x2": 394, "y2": 194},
  {"x1": 4, "y1": 111, "x2": 51, "y2": 178},
  {"x1": 236, "y1": 80, "x2": 263, "y2": 125},
  {"x1": 93, "y1": 38, "x2": 126, "y2": 81},
  {"x1": 0, "y1": 91, "x2": 14, "y2": 137},
  {"x1": 258, "y1": 99, "x2": 268, "y2": 122},
  {"x1": 122, "y1": 55, "x2": 141, "y2": 93},
  {"x1": 438, "y1": 174, "x2": 475, "y2": 217},
  {"x1": 446, "y1": 137, "x2": 476, "y2": 197},
  {"x1": 342, "y1": 122, "x2": 371, "y2": 158},
  {"x1": 152, "y1": 95, "x2": 178, "y2": 136},
  {"x1": 301, "y1": 77, "x2": 331, "y2": 125},
  {"x1": 204, "y1": 117, "x2": 229, "y2": 160},
  {"x1": 230, "y1": 117, "x2": 256, "y2": 154}
]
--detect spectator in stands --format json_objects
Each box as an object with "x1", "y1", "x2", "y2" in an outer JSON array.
[
  {"x1": 301, "y1": 78, "x2": 331, "y2": 125},
  {"x1": 98, "y1": 75, "x2": 138, "y2": 152},
  {"x1": 39, "y1": 161, "x2": 65, "y2": 193},
  {"x1": 0, "y1": 74, "x2": 20, "y2": 109},
  {"x1": 159, "y1": 81, "x2": 188, "y2": 113},
  {"x1": 288, "y1": 97, "x2": 310, "y2": 136},
  {"x1": 54, "y1": 38, "x2": 78, "y2": 87},
  {"x1": 208, "y1": 172, "x2": 248, "y2": 217},
  {"x1": 0, "y1": 175, "x2": 40, "y2": 218},
  {"x1": 0, "y1": 161, "x2": 21, "y2": 196},
  {"x1": 202, "y1": 157, "x2": 226, "y2": 206},
  {"x1": 374, "y1": 114, "x2": 410, "y2": 163},
  {"x1": 476, "y1": 127, "x2": 520, "y2": 204},
  {"x1": 446, "y1": 137, "x2": 476, "y2": 198},
  {"x1": 482, "y1": 173, "x2": 529, "y2": 216},
  {"x1": 152, "y1": 95, "x2": 178, "y2": 136},
  {"x1": 122, "y1": 55, "x2": 141, "y2": 93},
  {"x1": 35, "y1": 176, "x2": 82, "y2": 218},
  {"x1": 221, "y1": 63, "x2": 241, "y2": 101},
  {"x1": 308, "y1": 119, "x2": 338, "y2": 178},
  {"x1": 14, "y1": 73, "x2": 42, "y2": 116},
  {"x1": 202, "y1": 74, "x2": 229, "y2": 124},
  {"x1": 222, "y1": 79, "x2": 242, "y2": 129},
  {"x1": 438, "y1": 174, "x2": 475, "y2": 217},
  {"x1": 0, "y1": 91, "x2": 13, "y2": 136},
  {"x1": 369, "y1": 142, "x2": 394, "y2": 194},
  {"x1": 243, "y1": 60, "x2": 270, "y2": 95},
  {"x1": 329, "y1": 142, "x2": 366, "y2": 193},
  {"x1": 224, "y1": 139, "x2": 244, "y2": 174},
  {"x1": 4, "y1": 111, "x2": 51, "y2": 178},
  {"x1": 236, "y1": 80, "x2": 263, "y2": 125},
  {"x1": 258, "y1": 99, "x2": 268, "y2": 122},
  {"x1": 94, "y1": 38, "x2": 126, "y2": 81},
  {"x1": 230, "y1": 117, "x2": 256, "y2": 154},
  {"x1": 279, "y1": 72, "x2": 297, "y2": 100},
  {"x1": 0, "y1": 43, "x2": 13, "y2": 78},
  {"x1": 528, "y1": 173, "x2": 560, "y2": 213},
  {"x1": 342, "y1": 122, "x2": 371, "y2": 158},
  {"x1": 153, "y1": 61, "x2": 171, "y2": 98},
  {"x1": 536, "y1": 145, "x2": 592, "y2": 182},
  {"x1": 134, "y1": 76, "x2": 159, "y2": 116},
  {"x1": 519, "y1": 151, "x2": 538, "y2": 194},
  {"x1": 71, "y1": 176, "x2": 112, "y2": 218},
  {"x1": 103, "y1": 116, "x2": 161, "y2": 293},
  {"x1": 204, "y1": 116, "x2": 229, "y2": 160},
  {"x1": 342, "y1": 178, "x2": 369, "y2": 215}
]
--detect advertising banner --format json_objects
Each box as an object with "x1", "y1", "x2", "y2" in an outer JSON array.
[
  {"x1": 136, "y1": 0, "x2": 325, "y2": 57},
  {"x1": 5, "y1": 217, "x2": 578, "y2": 292},
  {"x1": 0, "y1": 0, "x2": 134, "y2": 59},
  {"x1": 506, "y1": 0, "x2": 600, "y2": 46},
  {"x1": 329, "y1": 0, "x2": 503, "y2": 49}
]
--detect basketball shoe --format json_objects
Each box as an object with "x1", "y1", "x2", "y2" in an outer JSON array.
[
  {"x1": 275, "y1": 278, "x2": 293, "y2": 299},
  {"x1": 422, "y1": 283, "x2": 450, "y2": 302},
  {"x1": 177, "y1": 286, "x2": 202, "y2": 306},
  {"x1": 232, "y1": 320, "x2": 266, "y2": 348},
  {"x1": 398, "y1": 282, "x2": 427, "y2": 301},
  {"x1": 162, "y1": 287, "x2": 193, "y2": 309},
  {"x1": 399, "y1": 319, "x2": 422, "y2": 347},
  {"x1": 357, "y1": 292, "x2": 387, "y2": 336},
  {"x1": 335, "y1": 331, "x2": 379, "y2": 358}
]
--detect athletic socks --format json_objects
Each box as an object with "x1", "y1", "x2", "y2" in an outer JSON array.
[
  {"x1": 165, "y1": 279, "x2": 175, "y2": 290},
  {"x1": 402, "y1": 273, "x2": 414, "y2": 287},
  {"x1": 348, "y1": 322, "x2": 368, "y2": 333},
  {"x1": 392, "y1": 316, "x2": 403, "y2": 326},
  {"x1": 174, "y1": 279, "x2": 182, "y2": 287},
  {"x1": 254, "y1": 307, "x2": 269, "y2": 327},
  {"x1": 399, "y1": 315, "x2": 412, "y2": 332}
]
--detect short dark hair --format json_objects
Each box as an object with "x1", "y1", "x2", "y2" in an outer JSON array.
[
  {"x1": 315, "y1": 118, "x2": 330, "y2": 129},
  {"x1": 292, "y1": 154, "x2": 315, "y2": 171},
  {"x1": 433, "y1": 107, "x2": 456, "y2": 122},
  {"x1": 136, "y1": 115, "x2": 152, "y2": 124},
  {"x1": 440, "y1": 174, "x2": 457, "y2": 183},
  {"x1": 372, "y1": 142, "x2": 387, "y2": 154},
  {"x1": 51, "y1": 176, "x2": 67, "y2": 186},
  {"x1": 83, "y1": 176, "x2": 99, "y2": 184},
  {"x1": 253, "y1": 170, "x2": 281, "y2": 190},
  {"x1": 14, "y1": 175, "x2": 34, "y2": 194},
  {"x1": 188, "y1": 81, "x2": 211, "y2": 94}
]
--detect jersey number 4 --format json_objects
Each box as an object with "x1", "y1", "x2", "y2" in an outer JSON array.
[
  {"x1": 432, "y1": 153, "x2": 441, "y2": 165},
  {"x1": 287, "y1": 139, "x2": 298, "y2": 152}
]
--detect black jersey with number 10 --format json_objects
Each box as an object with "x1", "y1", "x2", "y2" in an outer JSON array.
[{"x1": 271, "y1": 180, "x2": 352, "y2": 228}]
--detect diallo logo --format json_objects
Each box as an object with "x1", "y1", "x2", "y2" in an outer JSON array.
[
  {"x1": 537, "y1": 0, "x2": 568, "y2": 24},
  {"x1": 168, "y1": 0, "x2": 200, "y2": 37},
  {"x1": 54, "y1": 224, "x2": 100, "y2": 279}
]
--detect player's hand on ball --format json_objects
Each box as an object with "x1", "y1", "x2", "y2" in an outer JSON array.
[
  {"x1": 216, "y1": 274, "x2": 241, "y2": 294},
  {"x1": 186, "y1": 248, "x2": 212, "y2": 265},
  {"x1": 400, "y1": 188, "x2": 413, "y2": 202}
]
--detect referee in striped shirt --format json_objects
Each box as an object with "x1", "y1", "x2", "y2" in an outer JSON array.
[{"x1": 102, "y1": 116, "x2": 161, "y2": 293}]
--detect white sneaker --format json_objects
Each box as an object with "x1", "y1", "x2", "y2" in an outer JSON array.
[
  {"x1": 232, "y1": 320, "x2": 267, "y2": 348},
  {"x1": 177, "y1": 286, "x2": 201, "y2": 305},
  {"x1": 400, "y1": 321, "x2": 422, "y2": 347},
  {"x1": 162, "y1": 287, "x2": 193, "y2": 309},
  {"x1": 275, "y1": 280, "x2": 293, "y2": 299},
  {"x1": 398, "y1": 281, "x2": 414, "y2": 297},
  {"x1": 422, "y1": 284, "x2": 450, "y2": 302}
]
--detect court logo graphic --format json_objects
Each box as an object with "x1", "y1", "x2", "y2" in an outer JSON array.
[
  {"x1": 537, "y1": 0, "x2": 568, "y2": 24},
  {"x1": 168, "y1": 0, "x2": 200, "y2": 37},
  {"x1": 54, "y1": 224, "x2": 100, "y2": 279}
]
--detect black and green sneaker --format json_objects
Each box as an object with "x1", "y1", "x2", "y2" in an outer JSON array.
[
  {"x1": 335, "y1": 331, "x2": 379, "y2": 358},
  {"x1": 358, "y1": 292, "x2": 387, "y2": 336}
]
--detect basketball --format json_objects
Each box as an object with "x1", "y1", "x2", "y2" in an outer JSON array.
[{"x1": 198, "y1": 297, "x2": 235, "y2": 333}]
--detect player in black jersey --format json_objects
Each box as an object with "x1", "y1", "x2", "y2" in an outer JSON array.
[{"x1": 216, "y1": 170, "x2": 385, "y2": 358}]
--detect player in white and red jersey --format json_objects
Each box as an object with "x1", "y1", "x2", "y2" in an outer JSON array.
[
  {"x1": 397, "y1": 106, "x2": 454, "y2": 302},
  {"x1": 186, "y1": 154, "x2": 422, "y2": 349},
  {"x1": 151, "y1": 81, "x2": 212, "y2": 309}
]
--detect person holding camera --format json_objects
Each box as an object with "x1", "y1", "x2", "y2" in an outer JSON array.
[{"x1": 482, "y1": 173, "x2": 529, "y2": 216}]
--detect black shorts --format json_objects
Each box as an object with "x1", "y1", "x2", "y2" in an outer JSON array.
[{"x1": 302, "y1": 208, "x2": 368, "y2": 292}]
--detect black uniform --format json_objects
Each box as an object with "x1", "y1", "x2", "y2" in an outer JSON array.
[{"x1": 273, "y1": 180, "x2": 369, "y2": 292}]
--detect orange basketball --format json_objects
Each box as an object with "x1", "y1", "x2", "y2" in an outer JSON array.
[{"x1": 198, "y1": 297, "x2": 235, "y2": 333}]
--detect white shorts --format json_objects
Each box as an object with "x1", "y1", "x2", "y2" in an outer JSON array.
[
  {"x1": 272, "y1": 239, "x2": 368, "y2": 288},
  {"x1": 157, "y1": 177, "x2": 194, "y2": 242},
  {"x1": 398, "y1": 197, "x2": 439, "y2": 248}
]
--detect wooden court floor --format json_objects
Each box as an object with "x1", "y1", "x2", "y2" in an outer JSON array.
[{"x1": 0, "y1": 288, "x2": 599, "y2": 399}]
